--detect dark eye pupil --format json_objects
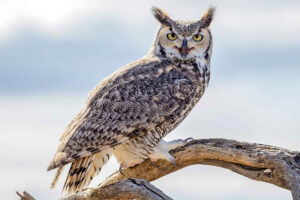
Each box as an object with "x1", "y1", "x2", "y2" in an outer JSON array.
[
  {"x1": 195, "y1": 35, "x2": 199, "y2": 38},
  {"x1": 171, "y1": 33, "x2": 175, "y2": 37}
]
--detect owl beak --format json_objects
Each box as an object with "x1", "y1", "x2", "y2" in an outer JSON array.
[{"x1": 180, "y1": 39, "x2": 188, "y2": 58}]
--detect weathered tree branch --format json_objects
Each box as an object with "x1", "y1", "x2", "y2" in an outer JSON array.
[
  {"x1": 16, "y1": 179, "x2": 171, "y2": 200},
  {"x1": 99, "y1": 138, "x2": 300, "y2": 200},
  {"x1": 16, "y1": 191, "x2": 36, "y2": 200},
  {"x1": 17, "y1": 138, "x2": 300, "y2": 200}
]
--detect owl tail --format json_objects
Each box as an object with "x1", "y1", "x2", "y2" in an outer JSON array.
[{"x1": 63, "y1": 149, "x2": 113, "y2": 195}]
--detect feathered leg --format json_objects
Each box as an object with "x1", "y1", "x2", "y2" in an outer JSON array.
[{"x1": 149, "y1": 138, "x2": 192, "y2": 164}]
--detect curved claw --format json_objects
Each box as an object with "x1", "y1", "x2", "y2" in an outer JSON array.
[
  {"x1": 119, "y1": 165, "x2": 125, "y2": 176},
  {"x1": 184, "y1": 137, "x2": 193, "y2": 143},
  {"x1": 170, "y1": 156, "x2": 176, "y2": 166}
]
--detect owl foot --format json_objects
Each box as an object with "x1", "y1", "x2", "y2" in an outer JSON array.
[
  {"x1": 149, "y1": 139, "x2": 177, "y2": 165},
  {"x1": 149, "y1": 149, "x2": 175, "y2": 166},
  {"x1": 148, "y1": 138, "x2": 193, "y2": 167}
]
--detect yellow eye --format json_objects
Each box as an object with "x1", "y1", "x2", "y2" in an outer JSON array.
[
  {"x1": 167, "y1": 33, "x2": 178, "y2": 41},
  {"x1": 193, "y1": 34, "x2": 203, "y2": 42}
]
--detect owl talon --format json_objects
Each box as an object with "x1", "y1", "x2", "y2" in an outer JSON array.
[
  {"x1": 184, "y1": 137, "x2": 193, "y2": 143},
  {"x1": 170, "y1": 157, "x2": 176, "y2": 166},
  {"x1": 119, "y1": 165, "x2": 125, "y2": 176}
]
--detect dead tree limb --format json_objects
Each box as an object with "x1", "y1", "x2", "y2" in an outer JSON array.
[
  {"x1": 17, "y1": 138, "x2": 300, "y2": 200},
  {"x1": 99, "y1": 138, "x2": 300, "y2": 200},
  {"x1": 16, "y1": 179, "x2": 171, "y2": 200}
]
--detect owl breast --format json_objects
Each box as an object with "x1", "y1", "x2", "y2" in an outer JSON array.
[
  {"x1": 162, "y1": 59, "x2": 210, "y2": 132},
  {"x1": 113, "y1": 60, "x2": 210, "y2": 168}
]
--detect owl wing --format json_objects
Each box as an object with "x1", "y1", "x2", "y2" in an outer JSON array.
[{"x1": 47, "y1": 58, "x2": 195, "y2": 170}]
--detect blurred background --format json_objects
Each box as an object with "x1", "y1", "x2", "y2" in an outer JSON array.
[{"x1": 0, "y1": 0, "x2": 299, "y2": 199}]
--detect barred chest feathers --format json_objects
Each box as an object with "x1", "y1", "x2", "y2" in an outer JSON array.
[
  {"x1": 113, "y1": 57, "x2": 211, "y2": 169},
  {"x1": 166, "y1": 56, "x2": 211, "y2": 130},
  {"x1": 176, "y1": 57, "x2": 211, "y2": 94}
]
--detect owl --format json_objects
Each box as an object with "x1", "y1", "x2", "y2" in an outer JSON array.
[{"x1": 47, "y1": 6, "x2": 215, "y2": 195}]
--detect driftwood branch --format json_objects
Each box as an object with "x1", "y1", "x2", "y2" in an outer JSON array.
[{"x1": 18, "y1": 138, "x2": 300, "y2": 200}]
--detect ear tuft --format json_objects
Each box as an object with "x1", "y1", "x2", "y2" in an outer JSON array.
[
  {"x1": 151, "y1": 6, "x2": 172, "y2": 26},
  {"x1": 200, "y1": 6, "x2": 216, "y2": 28}
]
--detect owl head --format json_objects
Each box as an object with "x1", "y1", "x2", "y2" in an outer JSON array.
[{"x1": 151, "y1": 6, "x2": 215, "y2": 61}]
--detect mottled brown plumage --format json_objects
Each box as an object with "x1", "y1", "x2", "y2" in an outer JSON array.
[{"x1": 48, "y1": 6, "x2": 215, "y2": 195}]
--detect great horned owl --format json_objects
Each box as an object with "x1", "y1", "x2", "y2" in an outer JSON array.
[{"x1": 47, "y1": 6, "x2": 215, "y2": 195}]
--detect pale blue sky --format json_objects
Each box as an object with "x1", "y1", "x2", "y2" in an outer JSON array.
[{"x1": 0, "y1": 0, "x2": 299, "y2": 199}]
